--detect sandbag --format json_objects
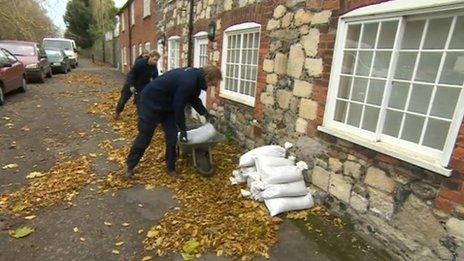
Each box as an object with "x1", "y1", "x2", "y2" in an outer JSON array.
[
  {"x1": 232, "y1": 170, "x2": 247, "y2": 183},
  {"x1": 260, "y1": 165, "x2": 303, "y2": 184},
  {"x1": 239, "y1": 145, "x2": 286, "y2": 167},
  {"x1": 254, "y1": 155, "x2": 295, "y2": 174},
  {"x1": 246, "y1": 171, "x2": 261, "y2": 187},
  {"x1": 264, "y1": 194, "x2": 314, "y2": 216},
  {"x1": 261, "y1": 180, "x2": 308, "y2": 199},
  {"x1": 181, "y1": 123, "x2": 216, "y2": 144}
]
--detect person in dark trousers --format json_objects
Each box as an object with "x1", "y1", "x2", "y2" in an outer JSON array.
[
  {"x1": 124, "y1": 65, "x2": 222, "y2": 180},
  {"x1": 114, "y1": 49, "x2": 160, "y2": 119}
]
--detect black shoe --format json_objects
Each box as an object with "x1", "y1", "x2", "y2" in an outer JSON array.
[
  {"x1": 167, "y1": 170, "x2": 180, "y2": 178},
  {"x1": 124, "y1": 168, "x2": 134, "y2": 180}
]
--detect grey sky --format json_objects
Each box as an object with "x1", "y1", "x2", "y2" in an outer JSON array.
[{"x1": 42, "y1": 0, "x2": 127, "y2": 32}]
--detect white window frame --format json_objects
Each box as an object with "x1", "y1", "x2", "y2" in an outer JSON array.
[
  {"x1": 193, "y1": 31, "x2": 209, "y2": 119},
  {"x1": 132, "y1": 44, "x2": 136, "y2": 65},
  {"x1": 144, "y1": 42, "x2": 151, "y2": 52},
  {"x1": 130, "y1": 1, "x2": 135, "y2": 26},
  {"x1": 319, "y1": 2, "x2": 464, "y2": 176},
  {"x1": 143, "y1": 0, "x2": 151, "y2": 18},
  {"x1": 157, "y1": 40, "x2": 165, "y2": 74},
  {"x1": 121, "y1": 14, "x2": 125, "y2": 32},
  {"x1": 220, "y1": 22, "x2": 261, "y2": 107},
  {"x1": 138, "y1": 43, "x2": 142, "y2": 55},
  {"x1": 194, "y1": 31, "x2": 208, "y2": 68},
  {"x1": 168, "y1": 36, "x2": 180, "y2": 70}
]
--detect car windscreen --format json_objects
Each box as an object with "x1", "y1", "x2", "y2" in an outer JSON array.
[
  {"x1": 45, "y1": 49, "x2": 63, "y2": 60},
  {"x1": 43, "y1": 40, "x2": 73, "y2": 51},
  {"x1": 0, "y1": 43, "x2": 35, "y2": 56}
]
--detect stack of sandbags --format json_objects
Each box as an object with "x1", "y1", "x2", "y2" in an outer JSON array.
[{"x1": 229, "y1": 144, "x2": 314, "y2": 216}]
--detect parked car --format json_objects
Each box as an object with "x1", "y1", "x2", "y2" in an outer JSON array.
[
  {"x1": 0, "y1": 48, "x2": 27, "y2": 105},
  {"x1": 43, "y1": 38, "x2": 78, "y2": 68},
  {"x1": 45, "y1": 49, "x2": 71, "y2": 74},
  {"x1": 0, "y1": 40, "x2": 52, "y2": 83}
]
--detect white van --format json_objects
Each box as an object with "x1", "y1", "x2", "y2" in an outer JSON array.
[{"x1": 43, "y1": 38, "x2": 78, "y2": 68}]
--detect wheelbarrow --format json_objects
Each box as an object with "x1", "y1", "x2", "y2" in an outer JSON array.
[{"x1": 177, "y1": 131, "x2": 226, "y2": 176}]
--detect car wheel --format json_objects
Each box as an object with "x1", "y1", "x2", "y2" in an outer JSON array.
[
  {"x1": 19, "y1": 77, "x2": 27, "y2": 93},
  {"x1": 46, "y1": 68, "x2": 52, "y2": 78},
  {"x1": 0, "y1": 85, "x2": 4, "y2": 106},
  {"x1": 39, "y1": 69, "x2": 46, "y2": 83}
]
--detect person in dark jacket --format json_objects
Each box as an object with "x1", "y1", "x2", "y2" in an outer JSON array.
[
  {"x1": 114, "y1": 49, "x2": 160, "y2": 119},
  {"x1": 124, "y1": 65, "x2": 222, "y2": 180}
]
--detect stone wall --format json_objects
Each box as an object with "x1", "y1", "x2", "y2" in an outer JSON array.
[{"x1": 151, "y1": 0, "x2": 464, "y2": 260}]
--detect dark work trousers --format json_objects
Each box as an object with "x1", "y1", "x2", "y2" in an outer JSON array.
[
  {"x1": 115, "y1": 83, "x2": 134, "y2": 114},
  {"x1": 126, "y1": 110, "x2": 178, "y2": 172}
]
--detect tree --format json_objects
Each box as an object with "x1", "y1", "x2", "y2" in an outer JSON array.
[
  {"x1": 0, "y1": 0, "x2": 58, "y2": 42},
  {"x1": 64, "y1": 0, "x2": 95, "y2": 49}
]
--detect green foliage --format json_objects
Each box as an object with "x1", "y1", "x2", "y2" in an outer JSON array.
[
  {"x1": 64, "y1": 0, "x2": 95, "y2": 49},
  {"x1": 9, "y1": 226, "x2": 34, "y2": 239}
]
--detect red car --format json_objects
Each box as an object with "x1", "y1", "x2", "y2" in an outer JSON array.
[
  {"x1": 0, "y1": 40, "x2": 52, "y2": 83},
  {"x1": 0, "y1": 48, "x2": 27, "y2": 105}
]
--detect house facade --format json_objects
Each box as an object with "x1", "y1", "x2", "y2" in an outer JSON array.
[{"x1": 118, "y1": 0, "x2": 464, "y2": 259}]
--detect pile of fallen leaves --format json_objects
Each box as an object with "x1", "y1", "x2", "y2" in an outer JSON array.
[
  {"x1": 61, "y1": 72, "x2": 106, "y2": 87},
  {"x1": 0, "y1": 156, "x2": 95, "y2": 215},
  {"x1": 92, "y1": 90, "x2": 280, "y2": 259}
]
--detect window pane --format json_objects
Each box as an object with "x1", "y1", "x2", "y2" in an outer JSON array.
[
  {"x1": 355, "y1": 51, "x2": 373, "y2": 76},
  {"x1": 415, "y1": 52, "x2": 442, "y2": 83},
  {"x1": 395, "y1": 52, "x2": 417, "y2": 80},
  {"x1": 360, "y1": 23, "x2": 378, "y2": 49},
  {"x1": 389, "y1": 81, "x2": 410, "y2": 110},
  {"x1": 383, "y1": 110, "x2": 403, "y2": 137},
  {"x1": 408, "y1": 84, "x2": 433, "y2": 114},
  {"x1": 372, "y1": 51, "x2": 391, "y2": 78},
  {"x1": 251, "y1": 66, "x2": 257, "y2": 81},
  {"x1": 423, "y1": 17, "x2": 452, "y2": 50},
  {"x1": 431, "y1": 86, "x2": 460, "y2": 119},
  {"x1": 338, "y1": 76, "x2": 352, "y2": 99},
  {"x1": 401, "y1": 114, "x2": 425, "y2": 143},
  {"x1": 450, "y1": 16, "x2": 464, "y2": 49},
  {"x1": 242, "y1": 49, "x2": 248, "y2": 63},
  {"x1": 347, "y1": 103, "x2": 363, "y2": 127},
  {"x1": 346, "y1": 24, "x2": 361, "y2": 48},
  {"x1": 342, "y1": 51, "x2": 356, "y2": 74},
  {"x1": 351, "y1": 77, "x2": 368, "y2": 102},
  {"x1": 362, "y1": 106, "x2": 380, "y2": 132},
  {"x1": 367, "y1": 79, "x2": 385, "y2": 105},
  {"x1": 334, "y1": 100, "x2": 348, "y2": 122},
  {"x1": 422, "y1": 119, "x2": 450, "y2": 150},
  {"x1": 378, "y1": 21, "x2": 398, "y2": 49},
  {"x1": 401, "y1": 20, "x2": 425, "y2": 49},
  {"x1": 440, "y1": 52, "x2": 464, "y2": 85},
  {"x1": 243, "y1": 34, "x2": 248, "y2": 49}
]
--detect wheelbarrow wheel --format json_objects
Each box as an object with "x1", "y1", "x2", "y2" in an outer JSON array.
[{"x1": 194, "y1": 148, "x2": 214, "y2": 177}]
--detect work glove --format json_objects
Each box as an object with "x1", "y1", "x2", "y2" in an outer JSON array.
[
  {"x1": 179, "y1": 131, "x2": 188, "y2": 143},
  {"x1": 204, "y1": 112, "x2": 214, "y2": 123},
  {"x1": 129, "y1": 86, "x2": 136, "y2": 94}
]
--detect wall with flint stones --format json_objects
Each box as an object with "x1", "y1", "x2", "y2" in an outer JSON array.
[{"x1": 152, "y1": 0, "x2": 464, "y2": 260}]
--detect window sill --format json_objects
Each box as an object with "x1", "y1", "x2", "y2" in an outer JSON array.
[
  {"x1": 219, "y1": 92, "x2": 255, "y2": 107},
  {"x1": 317, "y1": 125, "x2": 452, "y2": 177}
]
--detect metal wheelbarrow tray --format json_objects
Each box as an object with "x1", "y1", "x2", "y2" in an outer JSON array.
[{"x1": 177, "y1": 132, "x2": 226, "y2": 176}]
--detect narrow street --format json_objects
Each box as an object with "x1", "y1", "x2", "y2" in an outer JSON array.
[{"x1": 0, "y1": 59, "x2": 390, "y2": 261}]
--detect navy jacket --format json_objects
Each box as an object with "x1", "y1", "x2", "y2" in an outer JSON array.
[
  {"x1": 139, "y1": 67, "x2": 208, "y2": 132},
  {"x1": 126, "y1": 58, "x2": 158, "y2": 92}
]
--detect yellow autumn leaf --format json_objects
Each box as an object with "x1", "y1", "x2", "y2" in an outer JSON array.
[
  {"x1": 2, "y1": 163, "x2": 19, "y2": 170},
  {"x1": 26, "y1": 171, "x2": 46, "y2": 179},
  {"x1": 112, "y1": 250, "x2": 120, "y2": 255},
  {"x1": 115, "y1": 241, "x2": 124, "y2": 246},
  {"x1": 121, "y1": 222, "x2": 130, "y2": 227}
]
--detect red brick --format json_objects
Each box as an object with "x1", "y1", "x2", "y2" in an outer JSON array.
[
  {"x1": 376, "y1": 154, "x2": 397, "y2": 165},
  {"x1": 438, "y1": 188, "x2": 464, "y2": 204},
  {"x1": 435, "y1": 196, "x2": 455, "y2": 214}
]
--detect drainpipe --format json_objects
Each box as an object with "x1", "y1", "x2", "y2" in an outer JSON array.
[
  {"x1": 187, "y1": 0, "x2": 194, "y2": 67},
  {"x1": 128, "y1": 2, "x2": 133, "y2": 67}
]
